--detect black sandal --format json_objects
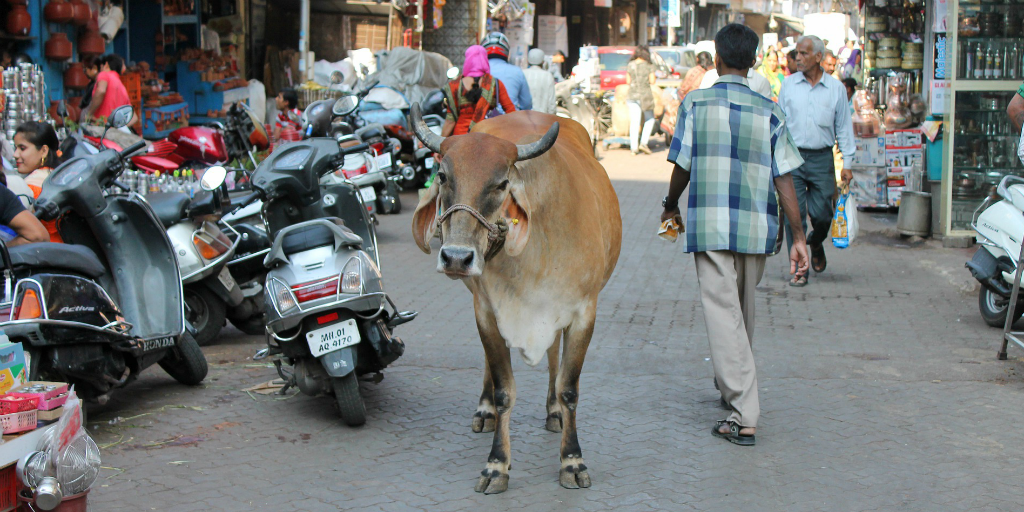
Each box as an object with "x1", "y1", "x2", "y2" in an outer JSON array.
[
  {"x1": 789, "y1": 274, "x2": 808, "y2": 287},
  {"x1": 811, "y1": 243, "x2": 827, "y2": 273},
  {"x1": 712, "y1": 420, "x2": 755, "y2": 446}
]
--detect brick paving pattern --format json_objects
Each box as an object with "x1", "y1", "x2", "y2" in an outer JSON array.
[{"x1": 83, "y1": 142, "x2": 1024, "y2": 511}]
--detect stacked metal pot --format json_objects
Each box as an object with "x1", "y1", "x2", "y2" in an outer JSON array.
[{"x1": 2, "y1": 63, "x2": 48, "y2": 140}]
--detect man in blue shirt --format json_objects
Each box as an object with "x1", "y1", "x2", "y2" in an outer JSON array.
[{"x1": 482, "y1": 32, "x2": 532, "y2": 112}]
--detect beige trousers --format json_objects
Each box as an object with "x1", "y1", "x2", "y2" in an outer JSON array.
[{"x1": 693, "y1": 250, "x2": 766, "y2": 428}]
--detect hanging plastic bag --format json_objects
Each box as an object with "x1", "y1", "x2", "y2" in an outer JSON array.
[
  {"x1": 832, "y1": 185, "x2": 859, "y2": 249},
  {"x1": 1017, "y1": 120, "x2": 1024, "y2": 167}
]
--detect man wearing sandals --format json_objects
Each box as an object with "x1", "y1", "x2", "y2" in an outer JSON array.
[
  {"x1": 660, "y1": 24, "x2": 810, "y2": 446},
  {"x1": 778, "y1": 35, "x2": 855, "y2": 287}
]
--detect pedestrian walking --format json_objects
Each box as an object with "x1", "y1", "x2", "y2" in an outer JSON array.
[
  {"x1": 677, "y1": 51, "x2": 713, "y2": 102},
  {"x1": 440, "y1": 45, "x2": 517, "y2": 137},
  {"x1": 778, "y1": 35, "x2": 855, "y2": 286},
  {"x1": 626, "y1": 45, "x2": 656, "y2": 155},
  {"x1": 523, "y1": 48, "x2": 556, "y2": 114},
  {"x1": 661, "y1": 23, "x2": 809, "y2": 446},
  {"x1": 482, "y1": 32, "x2": 532, "y2": 112},
  {"x1": 698, "y1": 63, "x2": 773, "y2": 100}
]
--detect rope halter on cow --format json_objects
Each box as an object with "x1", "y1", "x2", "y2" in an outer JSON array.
[{"x1": 435, "y1": 203, "x2": 509, "y2": 261}]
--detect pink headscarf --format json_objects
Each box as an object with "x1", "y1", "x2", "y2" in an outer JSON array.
[{"x1": 462, "y1": 45, "x2": 490, "y2": 78}]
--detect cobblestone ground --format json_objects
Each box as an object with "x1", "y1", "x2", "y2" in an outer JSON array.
[{"x1": 85, "y1": 139, "x2": 1024, "y2": 511}]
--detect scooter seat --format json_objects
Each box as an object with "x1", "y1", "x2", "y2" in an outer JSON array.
[
  {"x1": 147, "y1": 192, "x2": 191, "y2": 227},
  {"x1": 8, "y1": 243, "x2": 105, "y2": 279},
  {"x1": 280, "y1": 220, "x2": 360, "y2": 256}
]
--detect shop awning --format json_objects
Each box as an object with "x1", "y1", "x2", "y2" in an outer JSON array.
[
  {"x1": 273, "y1": 0, "x2": 393, "y2": 15},
  {"x1": 770, "y1": 13, "x2": 804, "y2": 33}
]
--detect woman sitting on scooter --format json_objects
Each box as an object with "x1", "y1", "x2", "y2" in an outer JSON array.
[{"x1": 13, "y1": 121, "x2": 62, "y2": 242}]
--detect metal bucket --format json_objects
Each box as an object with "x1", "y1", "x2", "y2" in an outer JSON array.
[{"x1": 897, "y1": 190, "x2": 931, "y2": 237}]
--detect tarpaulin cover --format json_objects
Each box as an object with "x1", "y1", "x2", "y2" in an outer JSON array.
[{"x1": 369, "y1": 47, "x2": 453, "y2": 107}]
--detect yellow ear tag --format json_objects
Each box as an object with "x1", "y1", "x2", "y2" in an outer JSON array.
[{"x1": 511, "y1": 219, "x2": 519, "y2": 225}]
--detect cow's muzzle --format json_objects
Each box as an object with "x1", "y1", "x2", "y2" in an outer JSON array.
[{"x1": 438, "y1": 245, "x2": 481, "y2": 277}]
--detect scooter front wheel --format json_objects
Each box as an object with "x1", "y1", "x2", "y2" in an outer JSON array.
[
  {"x1": 979, "y1": 287, "x2": 1024, "y2": 328},
  {"x1": 159, "y1": 331, "x2": 209, "y2": 385},
  {"x1": 332, "y1": 373, "x2": 366, "y2": 427}
]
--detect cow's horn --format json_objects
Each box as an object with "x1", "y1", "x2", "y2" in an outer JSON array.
[
  {"x1": 516, "y1": 122, "x2": 559, "y2": 161},
  {"x1": 411, "y1": 103, "x2": 444, "y2": 154}
]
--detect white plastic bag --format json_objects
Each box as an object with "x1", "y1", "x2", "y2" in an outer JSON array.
[
  {"x1": 1018, "y1": 121, "x2": 1024, "y2": 167},
  {"x1": 832, "y1": 188, "x2": 858, "y2": 249}
]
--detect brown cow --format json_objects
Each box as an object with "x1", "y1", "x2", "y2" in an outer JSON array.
[{"x1": 410, "y1": 106, "x2": 622, "y2": 494}]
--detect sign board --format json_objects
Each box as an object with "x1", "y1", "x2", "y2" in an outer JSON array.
[
  {"x1": 930, "y1": 80, "x2": 950, "y2": 115},
  {"x1": 595, "y1": 0, "x2": 612, "y2": 7},
  {"x1": 538, "y1": 15, "x2": 568, "y2": 58},
  {"x1": 933, "y1": 32, "x2": 947, "y2": 80}
]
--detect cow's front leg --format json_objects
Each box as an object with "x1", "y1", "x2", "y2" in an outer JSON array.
[
  {"x1": 545, "y1": 332, "x2": 562, "y2": 432},
  {"x1": 474, "y1": 321, "x2": 516, "y2": 494},
  {"x1": 472, "y1": 364, "x2": 496, "y2": 433},
  {"x1": 557, "y1": 307, "x2": 596, "y2": 489}
]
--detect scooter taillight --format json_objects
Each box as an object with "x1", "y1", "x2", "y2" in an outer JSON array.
[
  {"x1": 341, "y1": 165, "x2": 368, "y2": 179},
  {"x1": 291, "y1": 275, "x2": 340, "y2": 303},
  {"x1": 13, "y1": 290, "x2": 42, "y2": 320},
  {"x1": 192, "y1": 222, "x2": 231, "y2": 260},
  {"x1": 370, "y1": 142, "x2": 385, "y2": 154}
]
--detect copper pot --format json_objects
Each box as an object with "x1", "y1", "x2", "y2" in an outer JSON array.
[
  {"x1": 78, "y1": 29, "x2": 103, "y2": 56},
  {"x1": 5, "y1": 4, "x2": 31, "y2": 36},
  {"x1": 63, "y1": 62, "x2": 89, "y2": 90},
  {"x1": 69, "y1": 0, "x2": 90, "y2": 26},
  {"x1": 44, "y1": 32, "x2": 72, "y2": 61},
  {"x1": 43, "y1": 0, "x2": 73, "y2": 23}
]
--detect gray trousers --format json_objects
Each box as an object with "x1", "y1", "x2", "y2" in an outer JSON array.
[
  {"x1": 785, "y1": 150, "x2": 836, "y2": 250},
  {"x1": 693, "y1": 250, "x2": 766, "y2": 428}
]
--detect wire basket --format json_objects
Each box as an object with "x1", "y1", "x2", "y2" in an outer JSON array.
[
  {"x1": 0, "y1": 410, "x2": 36, "y2": 434},
  {"x1": 297, "y1": 88, "x2": 343, "y2": 110}
]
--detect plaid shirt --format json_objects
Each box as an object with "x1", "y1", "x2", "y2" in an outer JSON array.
[{"x1": 667, "y1": 75, "x2": 804, "y2": 254}]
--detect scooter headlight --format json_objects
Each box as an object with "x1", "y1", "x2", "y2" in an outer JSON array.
[
  {"x1": 273, "y1": 280, "x2": 298, "y2": 313},
  {"x1": 341, "y1": 257, "x2": 361, "y2": 294}
]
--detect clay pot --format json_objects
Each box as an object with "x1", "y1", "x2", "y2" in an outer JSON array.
[
  {"x1": 6, "y1": 4, "x2": 31, "y2": 36},
  {"x1": 69, "y1": 0, "x2": 90, "y2": 26},
  {"x1": 43, "y1": 0, "x2": 73, "y2": 23},
  {"x1": 78, "y1": 29, "x2": 103, "y2": 56},
  {"x1": 63, "y1": 62, "x2": 89, "y2": 90},
  {"x1": 45, "y1": 32, "x2": 72, "y2": 61}
]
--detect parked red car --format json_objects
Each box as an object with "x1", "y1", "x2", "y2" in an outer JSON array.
[{"x1": 597, "y1": 46, "x2": 672, "y2": 90}]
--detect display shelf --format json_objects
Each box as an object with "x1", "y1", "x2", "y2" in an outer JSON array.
[
  {"x1": 0, "y1": 425, "x2": 51, "y2": 468},
  {"x1": 163, "y1": 15, "x2": 197, "y2": 25}
]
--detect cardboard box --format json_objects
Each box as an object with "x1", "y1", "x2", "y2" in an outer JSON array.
[
  {"x1": 37, "y1": 406, "x2": 62, "y2": 422},
  {"x1": 888, "y1": 177, "x2": 907, "y2": 187},
  {"x1": 850, "y1": 137, "x2": 886, "y2": 168},
  {"x1": 886, "y1": 148, "x2": 923, "y2": 168},
  {"x1": 0, "y1": 343, "x2": 26, "y2": 395},
  {"x1": 885, "y1": 128, "x2": 924, "y2": 148},
  {"x1": 888, "y1": 186, "x2": 905, "y2": 206},
  {"x1": 850, "y1": 168, "x2": 887, "y2": 207}
]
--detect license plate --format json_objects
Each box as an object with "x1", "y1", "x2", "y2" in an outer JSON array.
[
  {"x1": 217, "y1": 266, "x2": 236, "y2": 291},
  {"x1": 360, "y1": 186, "x2": 377, "y2": 202},
  {"x1": 425, "y1": 157, "x2": 434, "y2": 169},
  {"x1": 306, "y1": 319, "x2": 361, "y2": 357},
  {"x1": 376, "y1": 153, "x2": 392, "y2": 169}
]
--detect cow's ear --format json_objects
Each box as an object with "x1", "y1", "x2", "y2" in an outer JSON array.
[
  {"x1": 502, "y1": 177, "x2": 531, "y2": 256},
  {"x1": 412, "y1": 180, "x2": 440, "y2": 254}
]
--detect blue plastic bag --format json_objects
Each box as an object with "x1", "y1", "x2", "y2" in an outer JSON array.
[{"x1": 831, "y1": 189, "x2": 858, "y2": 249}]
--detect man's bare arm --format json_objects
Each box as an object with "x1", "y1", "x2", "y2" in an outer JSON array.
[{"x1": 1008, "y1": 93, "x2": 1024, "y2": 134}]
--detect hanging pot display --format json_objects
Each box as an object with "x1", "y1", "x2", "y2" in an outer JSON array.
[
  {"x1": 69, "y1": 0, "x2": 90, "y2": 26},
  {"x1": 5, "y1": 4, "x2": 31, "y2": 36},
  {"x1": 45, "y1": 32, "x2": 72, "y2": 61},
  {"x1": 63, "y1": 62, "x2": 88, "y2": 90},
  {"x1": 43, "y1": 0, "x2": 74, "y2": 24},
  {"x1": 78, "y1": 30, "x2": 103, "y2": 57}
]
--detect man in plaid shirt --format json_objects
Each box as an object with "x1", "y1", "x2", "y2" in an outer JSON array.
[{"x1": 660, "y1": 24, "x2": 809, "y2": 446}]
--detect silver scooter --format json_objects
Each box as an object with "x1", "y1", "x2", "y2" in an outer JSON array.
[{"x1": 237, "y1": 138, "x2": 417, "y2": 426}]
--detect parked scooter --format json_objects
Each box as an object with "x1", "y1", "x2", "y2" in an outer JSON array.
[
  {"x1": 405, "y1": 89, "x2": 446, "y2": 190},
  {"x1": 968, "y1": 175, "x2": 1024, "y2": 326},
  {"x1": 0, "y1": 106, "x2": 209, "y2": 402},
  {"x1": 240, "y1": 138, "x2": 417, "y2": 426}
]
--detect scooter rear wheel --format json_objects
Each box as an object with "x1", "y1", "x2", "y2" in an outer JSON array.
[
  {"x1": 184, "y1": 286, "x2": 226, "y2": 346},
  {"x1": 159, "y1": 331, "x2": 209, "y2": 385},
  {"x1": 979, "y1": 287, "x2": 1024, "y2": 328},
  {"x1": 332, "y1": 373, "x2": 366, "y2": 427}
]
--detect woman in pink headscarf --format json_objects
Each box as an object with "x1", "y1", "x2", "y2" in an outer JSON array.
[{"x1": 441, "y1": 45, "x2": 517, "y2": 136}]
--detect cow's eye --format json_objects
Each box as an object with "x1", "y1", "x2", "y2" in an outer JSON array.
[
  {"x1": 496, "y1": 179, "x2": 509, "y2": 191},
  {"x1": 437, "y1": 172, "x2": 448, "y2": 185}
]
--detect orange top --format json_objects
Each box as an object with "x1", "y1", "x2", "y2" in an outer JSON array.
[
  {"x1": 25, "y1": 169, "x2": 62, "y2": 243},
  {"x1": 447, "y1": 75, "x2": 517, "y2": 136}
]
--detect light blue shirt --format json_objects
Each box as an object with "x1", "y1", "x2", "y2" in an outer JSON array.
[
  {"x1": 778, "y1": 71, "x2": 856, "y2": 156},
  {"x1": 488, "y1": 58, "x2": 533, "y2": 111}
]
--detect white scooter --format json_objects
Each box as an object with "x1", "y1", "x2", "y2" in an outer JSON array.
[{"x1": 967, "y1": 175, "x2": 1024, "y2": 326}]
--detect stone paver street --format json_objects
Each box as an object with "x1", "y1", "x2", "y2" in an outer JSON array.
[{"x1": 85, "y1": 142, "x2": 1024, "y2": 511}]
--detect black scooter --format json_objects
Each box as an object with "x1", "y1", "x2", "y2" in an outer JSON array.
[{"x1": 0, "y1": 106, "x2": 209, "y2": 403}]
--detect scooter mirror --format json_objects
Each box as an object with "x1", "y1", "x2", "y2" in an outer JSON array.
[
  {"x1": 201, "y1": 166, "x2": 228, "y2": 191},
  {"x1": 332, "y1": 95, "x2": 359, "y2": 117},
  {"x1": 56, "y1": 101, "x2": 67, "y2": 119},
  {"x1": 446, "y1": 66, "x2": 460, "y2": 80},
  {"x1": 107, "y1": 105, "x2": 133, "y2": 129},
  {"x1": 330, "y1": 71, "x2": 344, "y2": 85}
]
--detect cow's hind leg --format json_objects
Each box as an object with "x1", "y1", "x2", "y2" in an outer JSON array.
[
  {"x1": 557, "y1": 307, "x2": 596, "y2": 489},
  {"x1": 474, "y1": 322, "x2": 517, "y2": 494},
  {"x1": 545, "y1": 332, "x2": 562, "y2": 432},
  {"x1": 472, "y1": 364, "x2": 496, "y2": 433}
]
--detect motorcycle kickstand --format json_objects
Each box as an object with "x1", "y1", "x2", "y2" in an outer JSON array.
[{"x1": 272, "y1": 359, "x2": 296, "y2": 395}]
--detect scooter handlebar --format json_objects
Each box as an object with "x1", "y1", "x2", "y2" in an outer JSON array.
[
  {"x1": 119, "y1": 140, "x2": 146, "y2": 158},
  {"x1": 230, "y1": 191, "x2": 261, "y2": 213}
]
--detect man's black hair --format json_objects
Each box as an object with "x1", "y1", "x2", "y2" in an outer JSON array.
[
  {"x1": 842, "y1": 77, "x2": 858, "y2": 89},
  {"x1": 281, "y1": 88, "x2": 298, "y2": 109},
  {"x1": 102, "y1": 54, "x2": 125, "y2": 73},
  {"x1": 714, "y1": 24, "x2": 759, "y2": 70}
]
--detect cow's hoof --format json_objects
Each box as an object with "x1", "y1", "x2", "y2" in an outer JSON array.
[
  {"x1": 475, "y1": 470, "x2": 509, "y2": 494},
  {"x1": 559, "y1": 463, "x2": 591, "y2": 489},
  {"x1": 472, "y1": 411, "x2": 496, "y2": 433},
  {"x1": 545, "y1": 412, "x2": 562, "y2": 433}
]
